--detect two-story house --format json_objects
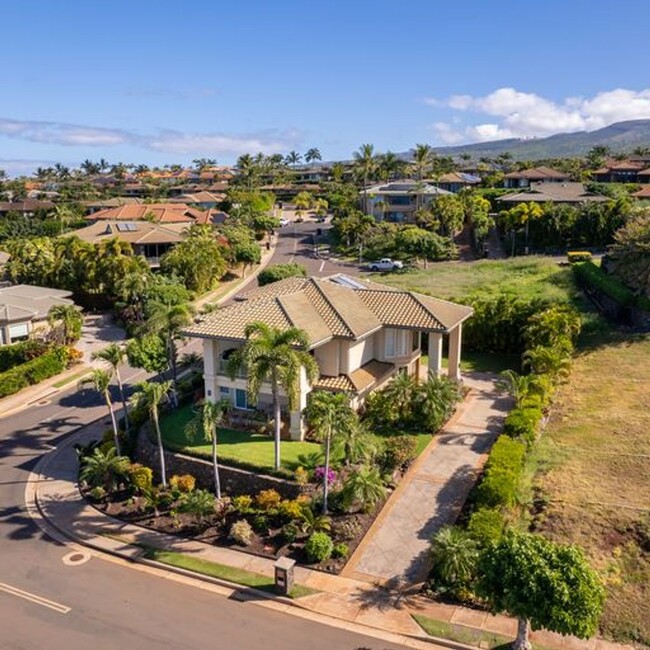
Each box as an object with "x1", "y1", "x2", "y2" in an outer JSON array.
[
  {"x1": 364, "y1": 181, "x2": 453, "y2": 222},
  {"x1": 183, "y1": 274, "x2": 473, "y2": 440}
]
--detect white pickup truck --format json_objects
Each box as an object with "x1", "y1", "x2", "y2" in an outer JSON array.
[{"x1": 369, "y1": 258, "x2": 404, "y2": 272}]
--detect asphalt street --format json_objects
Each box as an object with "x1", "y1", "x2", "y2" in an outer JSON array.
[{"x1": 0, "y1": 310, "x2": 410, "y2": 649}]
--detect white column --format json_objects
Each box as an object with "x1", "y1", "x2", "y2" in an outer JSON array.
[
  {"x1": 447, "y1": 324, "x2": 463, "y2": 381},
  {"x1": 289, "y1": 369, "x2": 310, "y2": 440},
  {"x1": 428, "y1": 332, "x2": 443, "y2": 377},
  {"x1": 203, "y1": 339, "x2": 219, "y2": 402}
]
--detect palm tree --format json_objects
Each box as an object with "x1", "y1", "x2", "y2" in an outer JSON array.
[
  {"x1": 331, "y1": 418, "x2": 376, "y2": 466},
  {"x1": 341, "y1": 465, "x2": 386, "y2": 512},
  {"x1": 93, "y1": 343, "x2": 130, "y2": 434},
  {"x1": 48, "y1": 304, "x2": 83, "y2": 345},
  {"x1": 185, "y1": 400, "x2": 230, "y2": 498},
  {"x1": 51, "y1": 204, "x2": 78, "y2": 235},
  {"x1": 305, "y1": 148, "x2": 322, "y2": 164},
  {"x1": 227, "y1": 322, "x2": 319, "y2": 471},
  {"x1": 130, "y1": 380, "x2": 172, "y2": 488},
  {"x1": 412, "y1": 144, "x2": 433, "y2": 210},
  {"x1": 285, "y1": 151, "x2": 303, "y2": 168},
  {"x1": 353, "y1": 144, "x2": 376, "y2": 213},
  {"x1": 382, "y1": 372, "x2": 417, "y2": 419},
  {"x1": 522, "y1": 346, "x2": 571, "y2": 381},
  {"x1": 80, "y1": 369, "x2": 121, "y2": 455},
  {"x1": 415, "y1": 372, "x2": 461, "y2": 432},
  {"x1": 304, "y1": 391, "x2": 355, "y2": 514},
  {"x1": 430, "y1": 526, "x2": 479, "y2": 591},
  {"x1": 145, "y1": 300, "x2": 194, "y2": 405},
  {"x1": 496, "y1": 369, "x2": 545, "y2": 408},
  {"x1": 79, "y1": 446, "x2": 130, "y2": 492}
]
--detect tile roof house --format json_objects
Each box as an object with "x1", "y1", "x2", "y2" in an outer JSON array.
[
  {"x1": 631, "y1": 186, "x2": 650, "y2": 199},
  {"x1": 499, "y1": 182, "x2": 609, "y2": 205},
  {"x1": 85, "y1": 203, "x2": 208, "y2": 224},
  {"x1": 591, "y1": 159, "x2": 648, "y2": 183},
  {"x1": 183, "y1": 274, "x2": 473, "y2": 439},
  {"x1": 0, "y1": 200, "x2": 56, "y2": 216},
  {"x1": 169, "y1": 191, "x2": 225, "y2": 209},
  {"x1": 364, "y1": 181, "x2": 453, "y2": 222},
  {"x1": 0, "y1": 284, "x2": 75, "y2": 346},
  {"x1": 68, "y1": 220, "x2": 188, "y2": 267},
  {"x1": 503, "y1": 166, "x2": 571, "y2": 189},
  {"x1": 433, "y1": 172, "x2": 482, "y2": 193}
]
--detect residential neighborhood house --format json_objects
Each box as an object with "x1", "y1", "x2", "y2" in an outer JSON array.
[
  {"x1": 499, "y1": 181, "x2": 609, "y2": 205},
  {"x1": 183, "y1": 274, "x2": 473, "y2": 439},
  {"x1": 364, "y1": 180, "x2": 453, "y2": 222}
]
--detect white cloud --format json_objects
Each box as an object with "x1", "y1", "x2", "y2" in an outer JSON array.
[
  {"x1": 0, "y1": 117, "x2": 302, "y2": 156},
  {"x1": 427, "y1": 87, "x2": 650, "y2": 144}
]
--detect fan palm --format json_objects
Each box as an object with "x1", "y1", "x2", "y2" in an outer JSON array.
[
  {"x1": 185, "y1": 400, "x2": 229, "y2": 498},
  {"x1": 93, "y1": 343, "x2": 130, "y2": 434},
  {"x1": 227, "y1": 322, "x2": 319, "y2": 471},
  {"x1": 130, "y1": 380, "x2": 172, "y2": 487},
  {"x1": 80, "y1": 369, "x2": 121, "y2": 454}
]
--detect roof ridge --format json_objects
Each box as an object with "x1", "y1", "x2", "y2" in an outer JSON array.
[
  {"x1": 410, "y1": 293, "x2": 445, "y2": 330},
  {"x1": 311, "y1": 279, "x2": 355, "y2": 337}
]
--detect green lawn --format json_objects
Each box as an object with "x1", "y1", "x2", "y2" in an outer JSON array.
[
  {"x1": 422, "y1": 352, "x2": 521, "y2": 374},
  {"x1": 374, "y1": 256, "x2": 579, "y2": 303},
  {"x1": 160, "y1": 404, "x2": 434, "y2": 474},
  {"x1": 160, "y1": 404, "x2": 320, "y2": 474}
]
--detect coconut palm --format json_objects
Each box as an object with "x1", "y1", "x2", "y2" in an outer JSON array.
[
  {"x1": 304, "y1": 391, "x2": 355, "y2": 514},
  {"x1": 353, "y1": 144, "x2": 376, "y2": 213},
  {"x1": 227, "y1": 322, "x2": 319, "y2": 471},
  {"x1": 93, "y1": 343, "x2": 130, "y2": 434},
  {"x1": 130, "y1": 380, "x2": 172, "y2": 487},
  {"x1": 285, "y1": 151, "x2": 302, "y2": 168},
  {"x1": 80, "y1": 369, "x2": 121, "y2": 454},
  {"x1": 185, "y1": 400, "x2": 230, "y2": 498},
  {"x1": 47, "y1": 304, "x2": 83, "y2": 345},
  {"x1": 145, "y1": 300, "x2": 194, "y2": 405},
  {"x1": 412, "y1": 144, "x2": 433, "y2": 210},
  {"x1": 305, "y1": 148, "x2": 322, "y2": 164}
]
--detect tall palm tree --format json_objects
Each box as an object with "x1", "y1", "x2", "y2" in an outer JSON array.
[
  {"x1": 304, "y1": 391, "x2": 355, "y2": 513},
  {"x1": 305, "y1": 148, "x2": 322, "y2": 164},
  {"x1": 353, "y1": 144, "x2": 376, "y2": 214},
  {"x1": 80, "y1": 369, "x2": 121, "y2": 455},
  {"x1": 227, "y1": 322, "x2": 319, "y2": 471},
  {"x1": 285, "y1": 151, "x2": 303, "y2": 168},
  {"x1": 412, "y1": 144, "x2": 433, "y2": 210},
  {"x1": 145, "y1": 300, "x2": 194, "y2": 405},
  {"x1": 93, "y1": 343, "x2": 130, "y2": 434},
  {"x1": 130, "y1": 380, "x2": 172, "y2": 487},
  {"x1": 185, "y1": 399, "x2": 230, "y2": 498}
]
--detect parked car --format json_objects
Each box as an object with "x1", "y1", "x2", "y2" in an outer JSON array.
[
  {"x1": 369, "y1": 258, "x2": 404, "y2": 272},
  {"x1": 279, "y1": 218, "x2": 290, "y2": 227}
]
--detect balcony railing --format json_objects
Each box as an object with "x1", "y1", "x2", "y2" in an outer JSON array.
[{"x1": 218, "y1": 360, "x2": 247, "y2": 378}]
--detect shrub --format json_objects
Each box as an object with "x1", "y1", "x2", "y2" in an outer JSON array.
[
  {"x1": 474, "y1": 436, "x2": 526, "y2": 509},
  {"x1": 88, "y1": 486, "x2": 107, "y2": 501},
  {"x1": 281, "y1": 522, "x2": 299, "y2": 544},
  {"x1": 467, "y1": 508, "x2": 505, "y2": 546},
  {"x1": 79, "y1": 446, "x2": 131, "y2": 492},
  {"x1": 251, "y1": 514, "x2": 269, "y2": 533},
  {"x1": 294, "y1": 466, "x2": 310, "y2": 485},
  {"x1": 255, "y1": 489, "x2": 282, "y2": 511},
  {"x1": 429, "y1": 526, "x2": 479, "y2": 599},
  {"x1": 502, "y1": 407, "x2": 542, "y2": 446},
  {"x1": 567, "y1": 251, "x2": 592, "y2": 263},
  {"x1": 232, "y1": 494, "x2": 253, "y2": 514},
  {"x1": 573, "y1": 260, "x2": 639, "y2": 307},
  {"x1": 169, "y1": 474, "x2": 196, "y2": 494},
  {"x1": 332, "y1": 542, "x2": 349, "y2": 559},
  {"x1": 257, "y1": 263, "x2": 307, "y2": 286},
  {"x1": 0, "y1": 346, "x2": 68, "y2": 398},
  {"x1": 178, "y1": 489, "x2": 216, "y2": 522},
  {"x1": 0, "y1": 339, "x2": 48, "y2": 372},
  {"x1": 278, "y1": 499, "x2": 304, "y2": 522},
  {"x1": 128, "y1": 463, "x2": 153, "y2": 493},
  {"x1": 229, "y1": 519, "x2": 254, "y2": 546},
  {"x1": 380, "y1": 435, "x2": 418, "y2": 473},
  {"x1": 332, "y1": 517, "x2": 362, "y2": 541},
  {"x1": 305, "y1": 531, "x2": 334, "y2": 563},
  {"x1": 341, "y1": 466, "x2": 387, "y2": 512}
]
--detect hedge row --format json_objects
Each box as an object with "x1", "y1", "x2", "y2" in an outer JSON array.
[
  {"x1": 573, "y1": 260, "x2": 650, "y2": 310},
  {"x1": 474, "y1": 436, "x2": 526, "y2": 509},
  {"x1": 0, "y1": 340, "x2": 48, "y2": 372},
  {"x1": 0, "y1": 346, "x2": 69, "y2": 398}
]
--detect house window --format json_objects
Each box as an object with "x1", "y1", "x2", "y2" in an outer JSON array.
[
  {"x1": 385, "y1": 328, "x2": 409, "y2": 358},
  {"x1": 235, "y1": 389, "x2": 249, "y2": 410},
  {"x1": 385, "y1": 329, "x2": 396, "y2": 357},
  {"x1": 219, "y1": 386, "x2": 230, "y2": 396},
  {"x1": 9, "y1": 323, "x2": 29, "y2": 343}
]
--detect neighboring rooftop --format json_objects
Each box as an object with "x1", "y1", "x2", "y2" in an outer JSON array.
[
  {"x1": 0, "y1": 285, "x2": 74, "y2": 323},
  {"x1": 499, "y1": 182, "x2": 609, "y2": 204},
  {"x1": 85, "y1": 203, "x2": 208, "y2": 224},
  {"x1": 184, "y1": 274, "x2": 473, "y2": 346},
  {"x1": 364, "y1": 181, "x2": 453, "y2": 196},
  {"x1": 68, "y1": 220, "x2": 188, "y2": 246},
  {"x1": 503, "y1": 166, "x2": 570, "y2": 181}
]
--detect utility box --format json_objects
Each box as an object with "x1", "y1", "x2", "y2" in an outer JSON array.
[{"x1": 274, "y1": 557, "x2": 295, "y2": 596}]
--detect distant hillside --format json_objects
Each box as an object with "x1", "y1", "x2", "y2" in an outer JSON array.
[{"x1": 426, "y1": 120, "x2": 650, "y2": 160}]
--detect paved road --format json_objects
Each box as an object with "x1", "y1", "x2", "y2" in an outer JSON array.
[{"x1": 0, "y1": 360, "x2": 409, "y2": 649}]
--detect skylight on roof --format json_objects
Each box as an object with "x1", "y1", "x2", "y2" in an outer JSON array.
[
  {"x1": 116, "y1": 223, "x2": 139, "y2": 232},
  {"x1": 330, "y1": 275, "x2": 366, "y2": 290}
]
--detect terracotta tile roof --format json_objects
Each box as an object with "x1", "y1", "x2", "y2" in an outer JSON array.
[
  {"x1": 86, "y1": 203, "x2": 208, "y2": 224},
  {"x1": 504, "y1": 166, "x2": 569, "y2": 180},
  {"x1": 632, "y1": 186, "x2": 650, "y2": 198},
  {"x1": 500, "y1": 182, "x2": 609, "y2": 204},
  {"x1": 68, "y1": 220, "x2": 187, "y2": 246},
  {"x1": 313, "y1": 374, "x2": 356, "y2": 392},
  {"x1": 183, "y1": 275, "x2": 472, "y2": 345},
  {"x1": 349, "y1": 360, "x2": 395, "y2": 392}
]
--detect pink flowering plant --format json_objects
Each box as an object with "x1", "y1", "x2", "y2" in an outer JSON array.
[{"x1": 314, "y1": 466, "x2": 337, "y2": 485}]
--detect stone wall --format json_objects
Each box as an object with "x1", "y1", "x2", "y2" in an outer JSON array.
[{"x1": 134, "y1": 428, "x2": 303, "y2": 499}]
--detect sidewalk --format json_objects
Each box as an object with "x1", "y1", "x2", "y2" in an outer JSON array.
[
  {"x1": 344, "y1": 373, "x2": 510, "y2": 584},
  {"x1": 30, "y1": 414, "x2": 631, "y2": 650}
]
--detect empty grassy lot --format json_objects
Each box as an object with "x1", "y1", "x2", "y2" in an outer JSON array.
[{"x1": 527, "y1": 332, "x2": 650, "y2": 646}]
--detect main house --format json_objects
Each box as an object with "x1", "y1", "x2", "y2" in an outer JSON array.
[
  {"x1": 364, "y1": 181, "x2": 452, "y2": 222},
  {"x1": 183, "y1": 274, "x2": 473, "y2": 440}
]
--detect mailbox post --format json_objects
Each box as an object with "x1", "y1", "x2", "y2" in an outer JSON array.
[{"x1": 274, "y1": 556, "x2": 295, "y2": 596}]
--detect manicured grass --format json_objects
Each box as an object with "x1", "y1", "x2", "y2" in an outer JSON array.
[
  {"x1": 526, "y1": 332, "x2": 650, "y2": 645},
  {"x1": 53, "y1": 369, "x2": 91, "y2": 388},
  {"x1": 374, "y1": 256, "x2": 579, "y2": 303},
  {"x1": 160, "y1": 404, "x2": 320, "y2": 474},
  {"x1": 141, "y1": 546, "x2": 318, "y2": 599}
]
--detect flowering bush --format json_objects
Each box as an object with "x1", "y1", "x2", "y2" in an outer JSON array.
[
  {"x1": 232, "y1": 494, "x2": 253, "y2": 514},
  {"x1": 314, "y1": 466, "x2": 337, "y2": 485},
  {"x1": 255, "y1": 489, "x2": 282, "y2": 511}
]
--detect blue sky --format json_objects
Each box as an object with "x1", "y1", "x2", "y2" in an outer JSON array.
[{"x1": 2, "y1": 0, "x2": 650, "y2": 174}]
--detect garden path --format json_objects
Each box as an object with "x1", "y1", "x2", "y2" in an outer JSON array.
[{"x1": 343, "y1": 372, "x2": 511, "y2": 585}]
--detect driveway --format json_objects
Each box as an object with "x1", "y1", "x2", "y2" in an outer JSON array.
[
  {"x1": 343, "y1": 372, "x2": 511, "y2": 585},
  {"x1": 76, "y1": 313, "x2": 127, "y2": 364}
]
